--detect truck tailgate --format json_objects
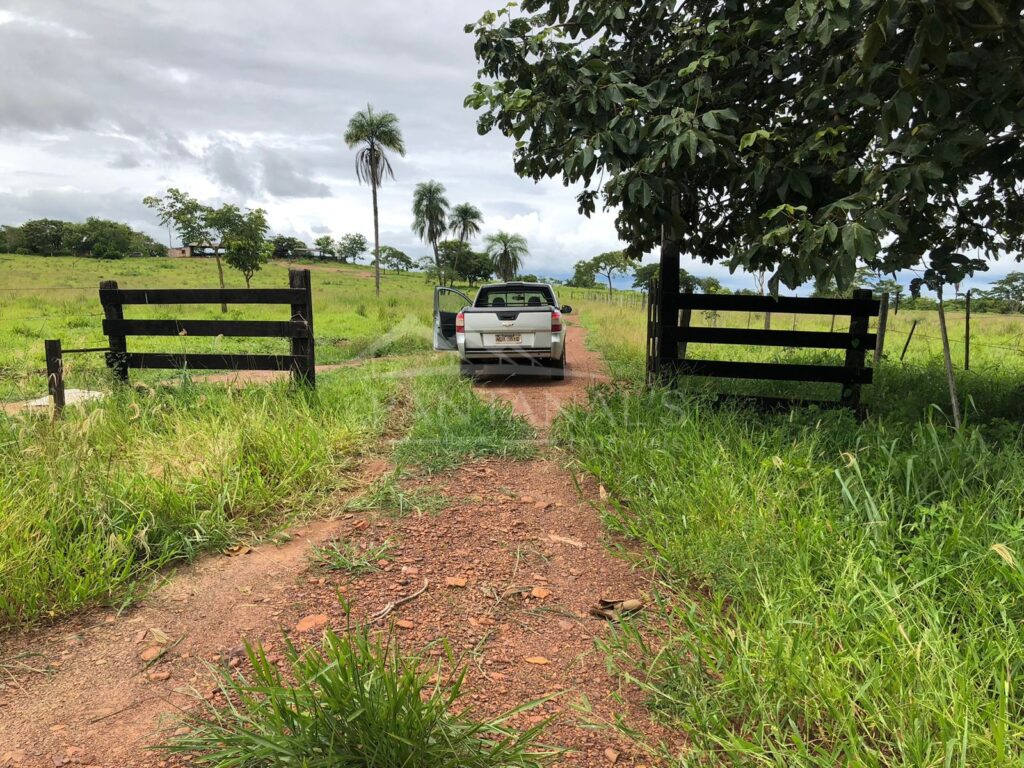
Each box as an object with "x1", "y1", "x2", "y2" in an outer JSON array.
[{"x1": 462, "y1": 307, "x2": 552, "y2": 349}]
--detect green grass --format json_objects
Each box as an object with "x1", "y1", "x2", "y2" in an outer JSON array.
[
  {"x1": 310, "y1": 537, "x2": 394, "y2": 574},
  {"x1": 166, "y1": 629, "x2": 554, "y2": 767},
  {"x1": 555, "y1": 291, "x2": 1024, "y2": 764},
  {"x1": 394, "y1": 357, "x2": 536, "y2": 473},
  {"x1": 0, "y1": 367, "x2": 398, "y2": 626}
]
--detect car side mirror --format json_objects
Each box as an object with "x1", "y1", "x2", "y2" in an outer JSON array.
[{"x1": 561, "y1": 305, "x2": 573, "y2": 314}]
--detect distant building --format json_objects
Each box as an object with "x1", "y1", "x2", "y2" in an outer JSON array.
[{"x1": 167, "y1": 244, "x2": 226, "y2": 258}]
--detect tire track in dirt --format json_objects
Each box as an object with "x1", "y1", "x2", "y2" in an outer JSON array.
[{"x1": 0, "y1": 321, "x2": 679, "y2": 767}]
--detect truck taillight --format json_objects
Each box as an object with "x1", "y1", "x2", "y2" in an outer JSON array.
[
  {"x1": 551, "y1": 310, "x2": 562, "y2": 332},
  {"x1": 455, "y1": 311, "x2": 465, "y2": 333}
]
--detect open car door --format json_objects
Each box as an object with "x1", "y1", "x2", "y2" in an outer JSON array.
[{"x1": 433, "y1": 286, "x2": 471, "y2": 351}]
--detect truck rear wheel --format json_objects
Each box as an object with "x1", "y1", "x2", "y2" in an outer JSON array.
[{"x1": 548, "y1": 354, "x2": 565, "y2": 381}]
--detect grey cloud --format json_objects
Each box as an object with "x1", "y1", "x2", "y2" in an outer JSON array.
[
  {"x1": 109, "y1": 152, "x2": 141, "y2": 169},
  {"x1": 204, "y1": 142, "x2": 258, "y2": 197},
  {"x1": 260, "y1": 149, "x2": 331, "y2": 198}
]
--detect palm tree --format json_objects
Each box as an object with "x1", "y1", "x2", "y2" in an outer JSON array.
[
  {"x1": 485, "y1": 231, "x2": 529, "y2": 281},
  {"x1": 344, "y1": 104, "x2": 405, "y2": 296},
  {"x1": 411, "y1": 180, "x2": 450, "y2": 275},
  {"x1": 449, "y1": 203, "x2": 483, "y2": 244}
]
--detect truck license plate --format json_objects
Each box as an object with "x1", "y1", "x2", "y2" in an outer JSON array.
[{"x1": 495, "y1": 334, "x2": 521, "y2": 344}]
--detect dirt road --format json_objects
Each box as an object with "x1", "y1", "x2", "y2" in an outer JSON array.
[{"x1": 0, "y1": 323, "x2": 677, "y2": 767}]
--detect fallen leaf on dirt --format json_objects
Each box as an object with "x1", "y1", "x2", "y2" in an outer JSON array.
[
  {"x1": 531, "y1": 587, "x2": 552, "y2": 599},
  {"x1": 598, "y1": 484, "x2": 608, "y2": 500},
  {"x1": 149, "y1": 627, "x2": 170, "y2": 644},
  {"x1": 222, "y1": 545, "x2": 253, "y2": 557},
  {"x1": 590, "y1": 597, "x2": 645, "y2": 621},
  {"x1": 548, "y1": 533, "x2": 585, "y2": 548},
  {"x1": 353, "y1": 520, "x2": 368, "y2": 531},
  {"x1": 395, "y1": 619, "x2": 416, "y2": 630},
  {"x1": 294, "y1": 614, "x2": 329, "y2": 633},
  {"x1": 139, "y1": 645, "x2": 163, "y2": 662},
  {"x1": 605, "y1": 747, "x2": 620, "y2": 764},
  {"x1": 524, "y1": 656, "x2": 551, "y2": 665},
  {"x1": 445, "y1": 576, "x2": 468, "y2": 588}
]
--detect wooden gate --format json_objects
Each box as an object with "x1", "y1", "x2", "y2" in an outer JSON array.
[{"x1": 647, "y1": 280, "x2": 880, "y2": 411}]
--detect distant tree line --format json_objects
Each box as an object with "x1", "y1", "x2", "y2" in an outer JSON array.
[{"x1": 1, "y1": 218, "x2": 166, "y2": 259}]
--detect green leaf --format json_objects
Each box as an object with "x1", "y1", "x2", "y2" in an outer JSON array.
[
  {"x1": 785, "y1": 2, "x2": 801, "y2": 30},
  {"x1": 858, "y1": 22, "x2": 885, "y2": 67},
  {"x1": 701, "y1": 112, "x2": 720, "y2": 130}
]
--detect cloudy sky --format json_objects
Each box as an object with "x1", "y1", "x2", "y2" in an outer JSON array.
[
  {"x1": 0, "y1": 0, "x2": 669, "y2": 284},
  {"x1": 0, "y1": 2, "x2": 1014, "y2": 290}
]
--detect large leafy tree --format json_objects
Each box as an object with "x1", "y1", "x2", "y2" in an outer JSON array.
[
  {"x1": 984, "y1": 272, "x2": 1024, "y2": 313},
  {"x1": 313, "y1": 235, "x2": 336, "y2": 260},
  {"x1": 144, "y1": 189, "x2": 227, "y2": 311},
  {"x1": 465, "y1": 0, "x2": 1024, "y2": 291},
  {"x1": 222, "y1": 208, "x2": 270, "y2": 287},
  {"x1": 336, "y1": 233, "x2": 369, "y2": 264},
  {"x1": 377, "y1": 245, "x2": 414, "y2": 274},
  {"x1": 345, "y1": 105, "x2": 406, "y2": 296},
  {"x1": 412, "y1": 180, "x2": 451, "y2": 275},
  {"x1": 591, "y1": 250, "x2": 631, "y2": 293},
  {"x1": 449, "y1": 203, "x2": 484, "y2": 244},
  {"x1": 484, "y1": 231, "x2": 529, "y2": 281}
]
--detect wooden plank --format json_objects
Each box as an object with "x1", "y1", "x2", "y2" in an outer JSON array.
[
  {"x1": 674, "y1": 293, "x2": 881, "y2": 316},
  {"x1": 666, "y1": 358, "x2": 873, "y2": 384},
  {"x1": 99, "y1": 279, "x2": 128, "y2": 383},
  {"x1": 102, "y1": 319, "x2": 309, "y2": 338},
  {"x1": 98, "y1": 288, "x2": 305, "y2": 305},
  {"x1": 674, "y1": 326, "x2": 876, "y2": 350},
  {"x1": 123, "y1": 353, "x2": 299, "y2": 371},
  {"x1": 840, "y1": 288, "x2": 873, "y2": 409},
  {"x1": 289, "y1": 269, "x2": 315, "y2": 386},
  {"x1": 44, "y1": 339, "x2": 65, "y2": 417}
]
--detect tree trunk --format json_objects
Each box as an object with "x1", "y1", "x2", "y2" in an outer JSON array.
[
  {"x1": 936, "y1": 287, "x2": 962, "y2": 429},
  {"x1": 372, "y1": 181, "x2": 381, "y2": 297},
  {"x1": 213, "y1": 246, "x2": 227, "y2": 313}
]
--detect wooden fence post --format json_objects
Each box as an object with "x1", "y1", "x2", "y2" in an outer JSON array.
[
  {"x1": 964, "y1": 290, "x2": 971, "y2": 371},
  {"x1": 99, "y1": 280, "x2": 128, "y2": 383},
  {"x1": 840, "y1": 289, "x2": 872, "y2": 411},
  {"x1": 289, "y1": 268, "x2": 315, "y2": 386},
  {"x1": 678, "y1": 286, "x2": 693, "y2": 362},
  {"x1": 656, "y1": 241, "x2": 681, "y2": 381},
  {"x1": 900, "y1": 319, "x2": 919, "y2": 361},
  {"x1": 874, "y1": 291, "x2": 889, "y2": 366},
  {"x1": 45, "y1": 339, "x2": 65, "y2": 418}
]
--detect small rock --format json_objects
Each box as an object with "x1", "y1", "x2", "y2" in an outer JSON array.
[
  {"x1": 605, "y1": 747, "x2": 620, "y2": 764},
  {"x1": 445, "y1": 576, "x2": 468, "y2": 588},
  {"x1": 395, "y1": 619, "x2": 416, "y2": 630},
  {"x1": 524, "y1": 656, "x2": 551, "y2": 665},
  {"x1": 148, "y1": 670, "x2": 171, "y2": 682},
  {"x1": 173, "y1": 726, "x2": 191, "y2": 737},
  {"x1": 531, "y1": 587, "x2": 552, "y2": 599},
  {"x1": 294, "y1": 614, "x2": 329, "y2": 633},
  {"x1": 133, "y1": 630, "x2": 148, "y2": 644},
  {"x1": 139, "y1": 646, "x2": 163, "y2": 662}
]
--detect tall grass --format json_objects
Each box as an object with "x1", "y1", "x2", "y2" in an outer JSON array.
[
  {"x1": 557, "y1": 388, "x2": 1024, "y2": 765},
  {"x1": 394, "y1": 358, "x2": 535, "y2": 473},
  {"x1": 0, "y1": 368, "x2": 397, "y2": 625},
  {"x1": 167, "y1": 629, "x2": 554, "y2": 767}
]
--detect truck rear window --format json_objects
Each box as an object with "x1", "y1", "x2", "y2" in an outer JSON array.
[{"x1": 476, "y1": 287, "x2": 555, "y2": 308}]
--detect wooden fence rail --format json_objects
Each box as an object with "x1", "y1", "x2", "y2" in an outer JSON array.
[
  {"x1": 99, "y1": 268, "x2": 316, "y2": 386},
  {"x1": 647, "y1": 281, "x2": 881, "y2": 413}
]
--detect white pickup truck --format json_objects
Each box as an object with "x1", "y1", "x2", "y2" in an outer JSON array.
[{"x1": 432, "y1": 282, "x2": 572, "y2": 380}]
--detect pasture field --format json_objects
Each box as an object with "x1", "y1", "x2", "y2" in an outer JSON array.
[
  {"x1": 561, "y1": 292, "x2": 1024, "y2": 763},
  {"x1": 3, "y1": 255, "x2": 1023, "y2": 764},
  {"x1": 0, "y1": 254, "x2": 533, "y2": 625}
]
